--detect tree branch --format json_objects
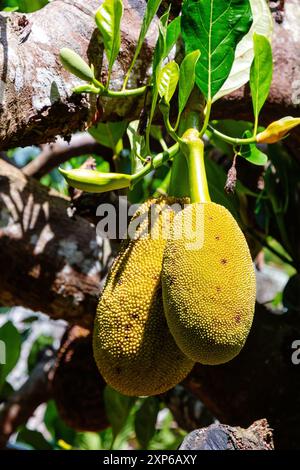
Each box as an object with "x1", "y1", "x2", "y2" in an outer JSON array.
[
  {"x1": 0, "y1": 159, "x2": 111, "y2": 327},
  {"x1": 2, "y1": 0, "x2": 300, "y2": 155},
  {"x1": 22, "y1": 133, "x2": 113, "y2": 179},
  {"x1": 179, "y1": 419, "x2": 274, "y2": 450},
  {"x1": 0, "y1": 0, "x2": 158, "y2": 150}
]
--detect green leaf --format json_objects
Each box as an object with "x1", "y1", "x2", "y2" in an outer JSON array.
[
  {"x1": 17, "y1": 428, "x2": 53, "y2": 450},
  {"x1": 152, "y1": 11, "x2": 170, "y2": 78},
  {"x1": 241, "y1": 130, "x2": 268, "y2": 165},
  {"x1": 27, "y1": 335, "x2": 53, "y2": 374},
  {"x1": 178, "y1": 50, "x2": 201, "y2": 115},
  {"x1": 250, "y1": 33, "x2": 273, "y2": 127},
  {"x1": 256, "y1": 117, "x2": 300, "y2": 144},
  {"x1": 0, "y1": 321, "x2": 21, "y2": 391},
  {"x1": 104, "y1": 386, "x2": 136, "y2": 442},
  {"x1": 215, "y1": 0, "x2": 273, "y2": 101},
  {"x1": 135, "y1": 397, "x2": 160, "y2": 449},
  {"x1": 59, "y1": 48, "x2": 94, "y2": 82},
  {"x1": 74, "y1": 432, "x2": 102, "y2": 450},
  {"x1": 137, "y1": 0, "x2": 163, "y2": 55},
  {"x1": 148, "y1": 11, "x2": 179, "y2": 149},
  {"x1": 44, "y1": 400, "x2": 76, "y2": 445},
  {"x1": 157, "y1": 61, "x2": 179, "y2": 104},
  {"x1": 95, "y1": 0, "x2": 123, "y2": 79},
  {"x1": 181, "y1": 0, "x2": 253, "y2": 100},
  {"x1": 165, "y1": 17, "x2": 181, "y2": 57},
  {"x1": 89, "y1": 121, "x2": 127, "y2": 151}
]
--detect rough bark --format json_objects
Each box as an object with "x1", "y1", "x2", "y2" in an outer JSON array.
[
  {"x1": 179, "y1": 419, "x2": 274, "y2": 450},
  {"x1": 0, "y1": 0, "x2": 157, "y2": 150},
  {"x1": 184, "y1": 303, "x2": 300, "y2": 450},
  {"x1": 1, "y1": 0, "x2": 300, "y2": 156},
  {"x1": 0, "y1": 159, "x2": 109, "y2": 327}
]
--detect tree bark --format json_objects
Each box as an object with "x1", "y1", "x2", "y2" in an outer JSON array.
[
  {"x1": 0, "y1": 0, "x2": 157, "y2": 150},
  {"x1": 0, "y1": 159, "x2": 109, "y2": 327},
  {"x1": 179, "y1": 419, "x2": 274, "y2": 450}
]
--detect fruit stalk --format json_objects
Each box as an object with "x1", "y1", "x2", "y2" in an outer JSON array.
[{"x1": 181, "y1": 129, "x2": 211, "y2": 204}]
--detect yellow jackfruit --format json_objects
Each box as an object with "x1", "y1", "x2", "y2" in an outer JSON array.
[
  {"x1": 162, "y1": 202, "x2": 256, "y2": 365},
  {"x1": 93, "y1": 198, "x2": 194, "y2": 396}
]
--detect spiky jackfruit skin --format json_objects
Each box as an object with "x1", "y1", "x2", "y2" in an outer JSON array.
[
  {"x1": 162, "y1": 202, "x2": 256, "y2": 365},
  {"x1": 93, "y1": 198, "x2": 194, "y2": 397}
]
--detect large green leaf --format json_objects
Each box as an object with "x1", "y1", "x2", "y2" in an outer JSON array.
[
  {"x1": 0, "y1": 321, "x2": 21, "y2": 391},
  {"x1": 104, "y1": 386, "x2": 136, "y2": 443},
  {"x1": 181, "y1": 0, "x2": 253, "y2": 100},
  {"x1": 89, "y1": 121, "x2": 127, "y2": 152},
  {"x1": 178, "y1": 50, "x2": 201, "y2": 115},
  {"x1": 95, "y1": 0, "x2": 123, "y2": 79},
  {"x1": 214, "y1": 0, "x2": 273, "y2": 101},
  {"x1": 135, "y1": 397, "x2": 160, "y2": 449},
  {"x1": 250, "y1": 33, "x2": 273, "y2": 127},
  {"x1": 157, "y1": 61, "x2": 179, "y2": 104}
]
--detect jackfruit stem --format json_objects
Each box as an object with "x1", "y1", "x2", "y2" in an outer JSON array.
[{"x1": 181, "y1": 129, "x2": 211, "y2": 204}]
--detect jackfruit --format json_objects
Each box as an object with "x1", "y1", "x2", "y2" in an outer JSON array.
[
  {"x1": 52, "y1": 326, "x2": 109, "y2": 432},
  {"x1": 162, "y1": 202, "x2": 256, "y2": 365},
  {"x1": 93, "y1": 198, "x2": 194, "y2": 396}
]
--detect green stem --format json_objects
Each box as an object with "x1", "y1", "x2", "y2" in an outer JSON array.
[
  {"x1": 160, "y1": 104, "x2": 179, "y2": 143},
  {"x1": 122, "y1": 48, "x2": 143, "y2": 91},
  {"x1": 253, "y1": 116, "x2": 259, "y2": 137},
  {"x1": 146, "y1": 88, "x2": 159, "y2": 154},
  {"x1": 199, "y1": 99, "x2": 212, "y2": 138},
  {"x1": 103, "y1": 86, "x2": 147, "y2": 98},
  {"x1": 131, "y1": 143, "x2": 179, "y2": 186},
  {"x1": 168, "y1": 150, "x2": 190, "y2": 198},
  {"x1": 169, "y1": 89, "x2": 204, "y2": 199},
  {"x1": 208, "y1": 125, "x2": 257, "y2": 145},
  {"x1": 180, "y1": 129, "x2": 210, "y2": 204}
]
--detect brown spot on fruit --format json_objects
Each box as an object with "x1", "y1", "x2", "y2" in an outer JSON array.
[
  {"x1": 221, "y1": 258, "x2": 228, "y2": 265},
  {"x1": 235, "y1": 314, "x2": 241, "y2": 324}
]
